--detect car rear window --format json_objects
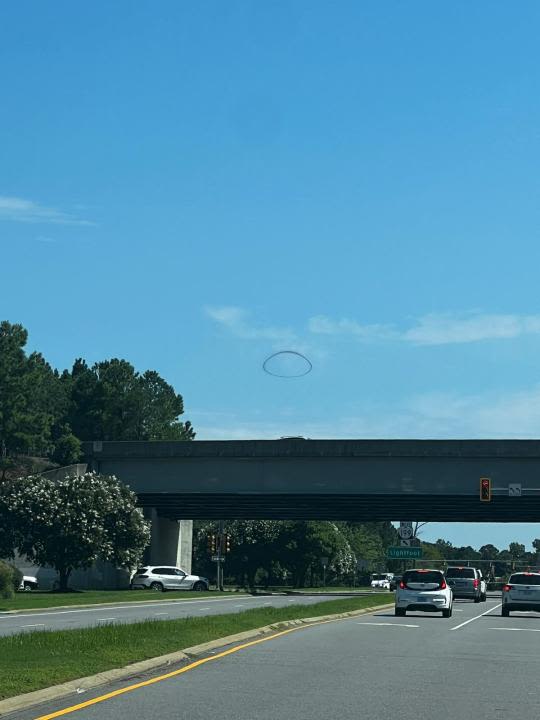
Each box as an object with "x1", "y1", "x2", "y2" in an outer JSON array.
[
  {"x1": 135, "y1": 568, "x2": 148, "y2": 575},
  {"x1": 509, "y1": 574, "x2": 540, "y2": 585},
  {"x1": 445, "y1": 568, "x2": 475, "y2": 578},
  {"x1": 403, "y1": 571, "x2": 443, "y2": 584}
]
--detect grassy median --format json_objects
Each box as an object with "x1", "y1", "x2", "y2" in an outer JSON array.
[
  {"x1": 0, "y1": 595, "x2": 390, "y2": 700},
  {"x1": 0, "y1": 589, "x2": 244, "y2": 612}
]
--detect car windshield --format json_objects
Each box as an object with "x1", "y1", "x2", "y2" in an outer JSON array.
[
  {"x1": 445, "y1": 568, "x2": 475, "y2": 579},
  {"x1": 509, "y1": 574, "x2": 540, "y2": 585}
]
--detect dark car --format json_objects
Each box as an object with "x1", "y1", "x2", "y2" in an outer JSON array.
[{"x1": 389, "y1": 575, "x2": 402, "y2": 591}]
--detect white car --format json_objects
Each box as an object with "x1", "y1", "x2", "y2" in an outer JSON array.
[
  {"x1": 131, "y1": 566, "x2": 209, "y2": 592},
  {"x1": 501, "y1": 572, "x2": 540, "y2": 616},
  {"x1": 370, "y1": 573, "x2": 393, "y2": 590},
  {"x1": 395, "y1": 569, "x2": 453, "y2": 617},
  {"x1": 19, "y1": 575, "x2": 39, "y2": 591}
]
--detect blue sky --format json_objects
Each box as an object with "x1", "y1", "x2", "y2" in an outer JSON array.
[{"x1": 2, "y1": 2, "x2": 540, "y2": 551}]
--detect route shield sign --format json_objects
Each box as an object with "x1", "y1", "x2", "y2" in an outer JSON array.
[{"x1": 387, "y1": 546, "x2": 423, "y2": 560}]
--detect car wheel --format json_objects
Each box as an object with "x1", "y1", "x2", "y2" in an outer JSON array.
[
  {"x1": 481, "y1": 593, "x2": 487, "y2": 602},
  {"x1": 23, "y1": 583, "x2": 33, "y2": 591},
  {"x1": 442, "y1": 605, "x2": 452, "y2": 618},
  {"x1": 395, "y1": 608, "x2": 406, "y2": 617},
  {"x1": 502, "y1": 607, "x2": 510, "y2": 617},
  {"x1": 192, "y1": 581, "x2": 207, "y2": 592},
  {"x1": 150, "y1": 582, "x2": 164, "y2": 592},
  {"x1": 474, "y1": 594, "x2": 481, "y2": 603}
]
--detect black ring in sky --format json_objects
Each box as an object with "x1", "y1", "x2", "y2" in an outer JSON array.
[{"x1": 262, "y1": 350, "x2": 313, "y2": 378}]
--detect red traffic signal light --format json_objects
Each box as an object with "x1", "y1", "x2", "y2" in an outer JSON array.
[{"x1": 480, "y1": 477, "x2": 491, "y2": 502}]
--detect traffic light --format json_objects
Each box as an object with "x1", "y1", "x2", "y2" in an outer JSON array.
[
  {"x1": 480, "y1": 477, "x2": 491, "y2": 502},
  {"x1": 207, "y1": 534, "x2": 217, "y2": 553},
  {"x1": 224, "y1": 534, "x2": 232, "y2": 554}
]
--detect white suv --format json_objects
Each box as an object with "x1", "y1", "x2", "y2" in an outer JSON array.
[
  {"x1": 131, "y1": 566, "x2": 209, "y2": 592},
  {"x1": 395, "y1": 569, "x2": 453, "y2": 618},
  {"x1": 501, "y1": 572, "x2": 540, "y2": 616}
]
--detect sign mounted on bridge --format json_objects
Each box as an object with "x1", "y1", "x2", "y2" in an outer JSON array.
[
  {"x1": 387, "y1": 546, "x2": 423, "y2": 560},
  {"x1": 509, "y1": 483, "x2": 522, "y2": 497}
]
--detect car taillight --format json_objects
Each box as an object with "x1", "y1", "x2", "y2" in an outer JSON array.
[
  {"x1": 503, "y1": 584, "x2": 512, "y2": 592},
  {"x1": 473, "y1": 579, "x2": 479, "y2": 588},
  {"x1": 399, "y1": 580, "x2": 406, "y2": 589},
  {"x1": 440, "y1": 580, "x2": 447, "y2": 590}
]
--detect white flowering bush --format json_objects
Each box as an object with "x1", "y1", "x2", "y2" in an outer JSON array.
[{"x1": 1, "y1": 472, "x2": 150, "y2": 591}]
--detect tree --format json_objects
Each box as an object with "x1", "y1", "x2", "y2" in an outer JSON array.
[
  {"x1": 66, "y1": 359, "x2": 195, "y2": 442},
  {"x1": 419, "y1": 542, "x2": 444, "y2": 563},
  {"x1": 340, "y1": 523, "x2": 384, "y2": 570},
  {"x1": 0, "y1": 322, "x2": 69, "y2": 460},
  {"x1": 479, "y1": 544, "x2": 499, "y2": 560},
  {"x1": 532, "y1": 539, "x2": 540, "y2": 554},
  {"x1": 50, "y1": 426, "x2": 82, "y2": 466},
  {"x1": 278, "y1": 521, "x2": 355, "y2": 588},
  {"x1": 508, "y1": 542, "x2": 526, "y2": 561},
  {"x1": 3, "y1": 472, "x2": 150, "y2": 590}
]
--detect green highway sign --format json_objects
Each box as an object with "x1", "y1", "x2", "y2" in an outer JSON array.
[{"x1": 387, "y1": 546, "x2": 423, "y2": 560}]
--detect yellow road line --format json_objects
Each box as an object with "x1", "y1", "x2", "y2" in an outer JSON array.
[
  {"x1": 34, "y1": 626, "x2": 302, "y2": 719},
  {"x1": 34, "y1": 609, "x2": 380, "y2": 719}
]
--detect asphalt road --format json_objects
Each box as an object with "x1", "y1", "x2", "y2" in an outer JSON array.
[
  {"x1": 0, "y1": 593, "x2": 346, "y2": 637},
  {"x1": 14, "y1": 597, "x2": 540, "y2": 720}
]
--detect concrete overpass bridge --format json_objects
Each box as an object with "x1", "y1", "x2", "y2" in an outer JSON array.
[
  {"x1": 81, "y1": 439, "x2": 540, "y2": 573},
  {"x1": 82, "y1": 438, "x2": 540, "y2": 522}
]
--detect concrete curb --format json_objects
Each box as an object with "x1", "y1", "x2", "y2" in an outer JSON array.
[
  {"x1": 0, "y1": 593, "x2": 253, "y2": 616},
  {"x1": 0, "y1": 602, "x2": 394, "y2": 716}
]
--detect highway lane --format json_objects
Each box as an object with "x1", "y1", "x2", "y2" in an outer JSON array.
[
  {"x1": 0, "y1": 593, "x2": 355, "y2": 637},
  {"x1": 12, "y1": 597, "x2": 540, "y2": 720}
]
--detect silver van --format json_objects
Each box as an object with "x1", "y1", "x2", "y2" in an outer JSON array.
[{"x1": 445, "y1": 567, "x2": 486, "y2": 602}]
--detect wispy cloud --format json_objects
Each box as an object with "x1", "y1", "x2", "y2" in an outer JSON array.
[
  {"x1": 194, "y1": 386, "x2": 540, "y2": 440},
  {"x1": 308, "y1": 315, "x2": 396, "y2": 341},
  {"x1": 308, "y1": 312, "x2": 540, "y2": 346},
  {"x1": 403, "y1": 313, "x2": 540, "y2": 345},
  {"x1": 0, "y1": 196, "x2": 95, "y2": 226},
  {"x1": 205, "y1": 306, "x2": 296, "y2": 342}
]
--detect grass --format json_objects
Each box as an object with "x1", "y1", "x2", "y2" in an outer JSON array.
[
  {"x1": 0, "y1": 594, "x2": 391, "y2": 700},
  {"x1": 283, "y1": 586, "x2": 374, "y2": 593},
  {"x1": 0, "y1": 589, "x2": 247, "y2": 612}
]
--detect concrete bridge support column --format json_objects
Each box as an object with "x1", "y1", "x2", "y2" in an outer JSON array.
[{"x1": 147, "y1": 510, "x2": 193, "y2": 574}]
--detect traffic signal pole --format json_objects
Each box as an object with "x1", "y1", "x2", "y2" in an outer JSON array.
[{"x1": 217, "y1": 519, "x2": 224, "y2": 591}]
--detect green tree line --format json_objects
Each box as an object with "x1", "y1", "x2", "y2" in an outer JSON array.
[
  {"x1": 0, "y1": 321, "x2": 194, "y2": 474},
  {"x1": 193, "y1": 520, "x2": 399, "y2": 588}
]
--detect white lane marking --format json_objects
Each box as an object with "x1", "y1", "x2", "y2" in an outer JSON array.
[
  {"x1": 153, "y1": 613, "x2": 169, "y2": 616},
  {"x1": 489, "y1": 627, "x2": 540, "y2": 633},
  {"x1": 20, "y1": 623, "x2": 45, "y2": 628},
  {"x1": 198, "y1": 608, "x2": 211, "y2": 611},
  {"x1": 97, "y1": 618, "x2": 116, "y2": 622},
  {"x1": 288, "y1": 599, "x2": 296, "y2": 602},
  {"x1": 263, "y1": 602, "x2": 272, "y2": 606},
  {"x1": 450, "y1": 603, "x2": 502, "y2": 631},
  {"x1": 234, "y1": 604, "x2": 246, "y2": 607},
  {"x1": 0, "y1": 595, "x2": 260, "y2": 621},
  {"x1": 356, "y1": 622, "x2": 419, "y2": 628}
]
